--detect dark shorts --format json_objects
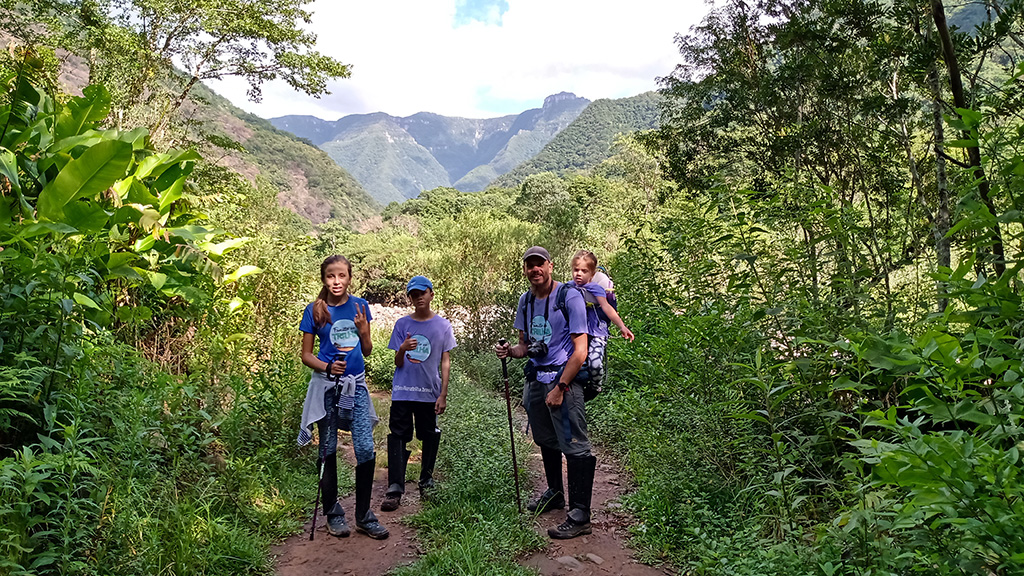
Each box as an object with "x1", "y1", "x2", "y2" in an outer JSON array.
[{"x1": 389, "y1": 400, "x2": 438, "y2": 441}]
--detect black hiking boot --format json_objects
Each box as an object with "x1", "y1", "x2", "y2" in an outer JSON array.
[
  {"x1": 324, "y1": 502, "x2": 350, "y2": 537},
  {"x1": 355, "y1": 457, "x2": 389, "y2": 539},
  {"x1": 355, "y1": 510, "x2": 390, "y2": 539},
  {"x1": 548, "y1": 454, "x2": 596, "y2": 539},
  {"x1": 548, "y1": 508, "x2": 592, "y2": 539},
  {"x1": 527, "y1": 488, "x2": 565, "y2": 513}
]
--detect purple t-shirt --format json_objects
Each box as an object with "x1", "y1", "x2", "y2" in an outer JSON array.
[
  {"x1": 388, "y1": 315, "x2": 457, "y2": 402},
  {"x1": 579, "y1": 282, "x2": 609, "y2": 338},
  {"x1": 514, "y1": 282, "x2": 588, "y2": 369},
  {"x1": 299, "y1": 296, "x2": 372, "y2": 375}
]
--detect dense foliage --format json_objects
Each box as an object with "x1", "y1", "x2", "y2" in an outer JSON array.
[{"x1": 6, "y1": 0, "x2": 1024, "y2": 574}]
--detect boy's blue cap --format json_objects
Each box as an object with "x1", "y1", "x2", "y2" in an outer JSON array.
[{"x1": 407, "y1": 275, "x2": 433, "y2": 293}]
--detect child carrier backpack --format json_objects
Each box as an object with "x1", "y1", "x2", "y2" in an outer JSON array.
[
  {"x1": 520, "y1": 282, "x2": 602, "y2": 401},
  {"x1": 593, "y1": 267, "x2": 617, "y2": 324}
]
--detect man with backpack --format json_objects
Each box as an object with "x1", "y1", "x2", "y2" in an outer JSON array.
[{"x1": 494, "y1": 246, "x2": 596, "y2": 539}]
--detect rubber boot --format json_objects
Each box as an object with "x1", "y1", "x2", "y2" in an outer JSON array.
[
  {"x1": 528, "y1": 446, "x2": 565, "y2": 514},
  {"x1": 381, "y1": 435, "x2": 406, "y2": 511},
  {"x1": 320, "y1": 452, "x2": 340, "y2": 518},
  {"x1": 354, "y1": 457, "x2": 389, "y2": 539},
  {"x1": 418, "y1": 430, "x2": 441, "y2": 495},
  {"x1": 548, "y1": 454, "x2": 596, "y2": 539}
]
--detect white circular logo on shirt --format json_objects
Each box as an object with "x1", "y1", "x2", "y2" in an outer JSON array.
[
  {"x1": 330, "y1": 319, "x2": 359, "y2": 352},
  {"x1": 530, "y1": 316, "x2": 552, "y2": 344},
  {"x1": 406, "y1": 334, "x2": 431, "y2": 364}
]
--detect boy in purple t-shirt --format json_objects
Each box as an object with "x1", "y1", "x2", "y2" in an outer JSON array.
[{"x1": 380, "y1": 275, "x2": 457, "y2": 511}]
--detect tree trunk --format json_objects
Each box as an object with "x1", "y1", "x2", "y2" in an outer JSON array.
[
  {"x1": 928, "y1": 67, "x2": 951, "y2": 312},
  {"x1": 931, "y1": 0, "x2": 1006, "y2": 278}
]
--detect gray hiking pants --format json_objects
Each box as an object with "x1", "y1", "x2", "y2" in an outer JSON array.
[{"x1": 524, "y1": 378, "x2": 592, "y2": 459}]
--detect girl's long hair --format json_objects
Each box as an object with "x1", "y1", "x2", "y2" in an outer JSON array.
[{"x1": 313, "y1": 255, "x2": 353, "y2": 328}]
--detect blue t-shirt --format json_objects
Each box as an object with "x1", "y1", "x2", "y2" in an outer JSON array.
[
  {"x1": 514, "y1": 282, "x2": 588, "y2": 368},
  {"x1": 579, "y1": 282, "x2": 609, "y2": 338},
  {"x1": 299, "y1": 296, "x2": 373, "y2": 375},
  {"x1": 388, "y1": 315, "x2": 457, "y2": 402}
]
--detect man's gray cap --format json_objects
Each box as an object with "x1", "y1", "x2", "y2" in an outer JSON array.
[{"x1": 522, "y1": 246, "x2": 551, "y2": 262}]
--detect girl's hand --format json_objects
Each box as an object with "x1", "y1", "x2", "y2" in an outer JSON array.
[
  {"x1": 400, "y1": 333, "x2": 417, "y2": 353},
  {"x1": 329, "y1": 360, "x2": 347, "y2": 375},
  {"x1": 434, "y1": 395, "x2": 447, "y2": 415},
  {"x1": 354, "y1": 303, "x2": 369, "y2": 334},
  {"x1": 621, "y1": 326, "x2": 635, "y2": 342},
  {"x1": 494, "y1": 341, "x2": 511, "y2": 359}
]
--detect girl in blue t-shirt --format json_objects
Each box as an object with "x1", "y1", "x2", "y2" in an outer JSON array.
[
  {"x1": 298, "y1": 255, "x2": 388, "y2": 540},
  {"x1": 570, "y1": 250, "x2": 635, "y2": 391}
]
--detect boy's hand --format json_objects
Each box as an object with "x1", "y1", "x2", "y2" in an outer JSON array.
[
  {"x1": 434, "y1": 395, "x2": 447, "y2": 415},
  {"x1": 621, "y1": 326, "x2": 635, "y2": 342},
  {"x1": 400, "y1": 333, "x2": 417, "y2": 353}
]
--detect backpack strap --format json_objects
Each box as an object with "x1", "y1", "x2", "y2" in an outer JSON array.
[
  {"x1": 517, "y1": 291, "x2": 531, "y2": 335},
  {"x1": 556, "y1": 282, "x2": 590, "y2": 330}
]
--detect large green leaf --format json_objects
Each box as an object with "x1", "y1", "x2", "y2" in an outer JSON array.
[
  {"x1": 63, "y1": 200, "x2": 111, "y2": 233},
  {"x1": 158, "y1": 174, "x2": 187, "y2": 213},
  {"x1": 37, "y1": 140, "x2": 133, "y2": 221},
  {"x1": 223, "y1": 265, "x2": 263, "y2": 285},
  {"x1": 135, "y1": 149, "x2": 201, "y2": 180},
  {"x1": 0, "y1": 148, "x2": 21, "y2": 195},
  {"x1": 55, "y1": 85, "x2": 111, "y2": 141}
]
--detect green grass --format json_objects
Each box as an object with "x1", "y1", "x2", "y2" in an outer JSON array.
[{"x1": 392, "y1": 368, "x2": 542, "y2": 576}]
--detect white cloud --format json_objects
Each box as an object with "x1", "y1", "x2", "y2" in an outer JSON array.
[{"x1": 208, "y1": 0, "x2": 710, "y2": 120}]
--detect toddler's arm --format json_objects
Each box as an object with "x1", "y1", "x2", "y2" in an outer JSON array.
[{"x1": 597, "y1": 295, "x2": 634, "y2": 341}]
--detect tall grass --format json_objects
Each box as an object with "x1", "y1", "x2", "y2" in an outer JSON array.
[{"x1": 393, "y1": 353, "x2": 542, "y2": 576}]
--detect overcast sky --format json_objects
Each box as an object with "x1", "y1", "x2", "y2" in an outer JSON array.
[{"x1": 209, "y1": 0, "x2": 711, "y2": 121}]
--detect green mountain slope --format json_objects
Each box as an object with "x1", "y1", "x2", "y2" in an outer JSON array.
[
  {"x1": 187, "y1": 82, "x2": 379, "y2": 222},
  {"x1": 319, "y1": 115, "x2": 451, "y2": 205},
  {"x1": 493, "y1": 92, "x2": 663, "y2": 188},
  {"x1": 270, "y1": 92, "x2": 590, "y2": 203}
]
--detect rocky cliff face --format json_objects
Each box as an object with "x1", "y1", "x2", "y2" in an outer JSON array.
[{"x1": 270, "y1": 93, "x2": 591, "y2": 204}]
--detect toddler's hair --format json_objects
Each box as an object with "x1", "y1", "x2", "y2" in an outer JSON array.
[
  {"x1": 572, "y1": 250, "x2": 598, "y2": 272},
  {"x1": 314, "y1": 255, "x2": 353, "y2": 328}
]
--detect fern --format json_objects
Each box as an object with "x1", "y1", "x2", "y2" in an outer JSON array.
[{"x1": 0, "y1": 355, "x2": 49, "y2": 431}]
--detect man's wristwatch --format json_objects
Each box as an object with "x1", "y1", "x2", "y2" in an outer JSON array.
[{"x1": 557, "y1": 381, "x2": 569, "y2": 392}]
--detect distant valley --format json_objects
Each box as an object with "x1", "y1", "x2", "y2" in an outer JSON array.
[{"x1": 271, "y1": 93, "x2": 590, "y2": 205}]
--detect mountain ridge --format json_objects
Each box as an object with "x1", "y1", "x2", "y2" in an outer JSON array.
[
  {"x1": 270, "y1": 92, "x2": 591, "y2": 204},
  {"x1": 493, "y1": 91, "x2": 663, "y2": 188}
]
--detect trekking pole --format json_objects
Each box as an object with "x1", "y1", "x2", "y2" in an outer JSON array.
[
  {"x1": 498, "y1": 339, "x2": 523, "y2": 514},
  {"x1": 309, "y1": 355, "x2": 344, "y2": 540}
]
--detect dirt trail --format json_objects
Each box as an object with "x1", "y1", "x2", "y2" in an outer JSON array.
[
  {"x1": 272, "y1": 403, "x2": 673, "y2": 576},
  {"x1": 519, "y1": 442, "x2": 674, "y2": 576},
  {"x1": 272, "y1": 439, "x2": 424, "y2": 576}
]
